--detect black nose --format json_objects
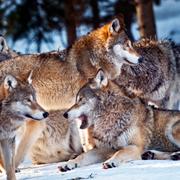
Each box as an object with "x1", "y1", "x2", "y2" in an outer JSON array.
[
  {"x1": 63, "y1": 112, "x2": 68, "y2": 119},
  {"x1": 43, "y1": 112, "x2": 49, "y2": 118},
  {"x1": 138, "y1": 56, "x2": 144, "y2": 63}
]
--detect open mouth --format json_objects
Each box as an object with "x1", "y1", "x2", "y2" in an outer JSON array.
[{"x1": 77, "y1": 114, "x2": 88, "y2": 129}]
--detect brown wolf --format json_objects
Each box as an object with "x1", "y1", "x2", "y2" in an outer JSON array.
[
  {"x1": 29, "y1": 109, "x2": 83, "y2": 164},
  {"x1": 0, "y1": 17, "x2": 142, "y2": 167},
  {"x1": 59, "y1": 70, "x2": 180, "y2": 171},
  {"x1": 115, "y1": 39, "x2": 180, "y2": 110},
  {"x1": 0, "y1": 74, "x2": 48, "y2": 180}
]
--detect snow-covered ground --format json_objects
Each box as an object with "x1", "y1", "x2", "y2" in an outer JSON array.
[{"x1": 1, "y1": 160, "x2": 180, "y2": 180}]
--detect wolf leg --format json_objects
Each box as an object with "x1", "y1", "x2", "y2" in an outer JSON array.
[
  {"x1": 0, "y1": 138, "x2": 16, "y2": 180},
  {"x1": 103, "y1": 145, "x2": 142, "y2": 169},
  {"x1": 58, "y1": 148, "x2": 114, "y2": 171},
  {"x1": 142, "y1": 150, "x2": 180, "y2": 160},
  {"x1": 142, "y1": 150, "x2": 171, "y2": 160},
  {"x1": 15, "y1": 120, "x2": 45, "y2": 168}
]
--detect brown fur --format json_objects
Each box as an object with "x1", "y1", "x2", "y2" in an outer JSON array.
[
  {"x1": 0, "y1": 17, "x2": 141, "y2": 167},
  {"x1": 59, "y1": 70, "x2": 180, "y2": 170},
  {"x1": 29, "y1": 109, "x2": 83, "y2": 164}
]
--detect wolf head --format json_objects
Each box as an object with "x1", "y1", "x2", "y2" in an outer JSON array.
[
  {"x1": 0, "y1": 35, "x2": 9, "y2": 53},
  {"x1": 1, "y1": 73, "x2": 49, "y2": 120},
  {"x1": 75, "y1": 16, "x2": 143, "y2": 79},
  {"x1": 106, "y1": 17, "x2": 142, "y2": 65},
  {"x1": 64, "y1": 69, "x2": 109, "y2": 129}
]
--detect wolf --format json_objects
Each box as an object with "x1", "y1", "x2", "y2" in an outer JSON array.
[
  {"x1": 29, "y1": 109, "x2": 83, "y2": 164},
  {"x1": 0, "y1": 74, "x2": 48, "y2": 180},
  {"x1": 59, "y1": 70, "x2": 180, "y2": 171},
  {"x1": 0, "y1": 35, "x2": 19, "y2": 62},
  {"x1": 0, "y1": 16, "x2": 142, "y2": 167},
  {"x1": 115, "y1": 38, "x2": 180, "y2": 110}
]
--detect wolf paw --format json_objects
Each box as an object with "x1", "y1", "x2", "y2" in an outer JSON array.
[
  {"x1": 15, "y1": 168, "x2": 21, "y2": 173},
  {"x1": 170, "y1": 152, "x2": 180, "y2": 161},
  {"x1": 141, "y1": 151, "x2": 155, "y2": 160},
  {"x1": 58, "y1": 161, "x2": 78, "y2": 172},
  {"x1": 103, "y1": 159, "x2": 119, "y2": 169},
  {"x1": 103, "y1": 162, "x2": 117, "y2": 169}
]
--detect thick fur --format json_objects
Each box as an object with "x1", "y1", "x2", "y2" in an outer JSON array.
[
  {"x1": 115, "y1": 39, "x2": 180, "y2": 109},
  {"x1": 28, "y1": 39, "x2": 180, "y2": 165},
  {"x1": 59, "y1": 70, "x2": 180, "y2": 171},
  {"x1": 0, "y1": 75, "x2": 47, "y2": 180},
  {"x1": 29, "y1": 109, "x2": 83, "y2": 164},
  {"x1": 0, "y1": 17, "x2": 141, "y2": 167},
  {"x1": 29, "y1": 39, "x2": 180, "y2": 165}
]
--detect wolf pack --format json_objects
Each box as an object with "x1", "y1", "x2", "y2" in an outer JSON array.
[{"x1": 0, "y1": 15, "x2": 180, "y2": 180}]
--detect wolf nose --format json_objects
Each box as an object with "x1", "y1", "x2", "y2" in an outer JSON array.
[
  {"x1": 138, "y1": 56, "x2": 144, "y2": 63},
  {"x1": 63, "y1": 112, "x2": 68, "y2": 119},
  {"x1": 43, "y1": 112, "x2": 49, "y2": 118}
]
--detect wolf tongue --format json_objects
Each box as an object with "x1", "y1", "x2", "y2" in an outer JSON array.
[
  {"x1": 80, "y1": 119, "x2": 87, "y2": 129},
  {"x1": 79, "y1": 114, "x2": 88, "y2": 129}
]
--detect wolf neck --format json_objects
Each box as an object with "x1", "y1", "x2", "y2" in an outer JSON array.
[
  {"x1": 93, "y1": 96, "x2": 133, "y2": 150},
  {"x1": 108, "y1": 81, "x2": 125, "y2": 95},
  {"x1": 97, "y1": 83, "x2": 128, "y2": 112},
  {"x1": 116, "y1": 41, "x2": 175, "y2": 102},
  {"x1": 67, "y1": 32, "x2": 108, "y2": 80}
]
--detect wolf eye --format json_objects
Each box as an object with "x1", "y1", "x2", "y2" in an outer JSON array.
[
  {"x1": 26, "y1": 98, "x2": 31, "y2": 103},
  {"x1": 78, "y1": 97, "x2": 83, "y2": 102}
]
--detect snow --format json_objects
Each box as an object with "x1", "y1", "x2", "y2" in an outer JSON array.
[{"x1": 1, "y1": 160, "x2": 180, "y2": 180}]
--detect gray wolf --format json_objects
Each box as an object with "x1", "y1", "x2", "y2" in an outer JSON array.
[
  {"x1": 115, "y1": 39, "x2": 180, "y2": 109},
  {"x1": 0, "y1": 74, "x2": 48, "y2": 180},
  {"x1": 59, "y1": 70, "x2": 180, "y2": 171}
]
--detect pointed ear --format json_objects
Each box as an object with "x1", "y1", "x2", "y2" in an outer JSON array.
[
  {"x1": 27, "y1": 70, "x2": 33, "y2": 84},
  {"x1": 4, "y1": 75, "x2": 17, "y2": 91},
  {"x1": 94, "y1": 69, "x2": 108, "y2": 88},
  {"x1": 109, "y1": 18, "x2": 121, "y2": 34},
  {"x1": 0, "y1": 35, "x2": 9, "y2": 52},
  {"x1": 127, "y1": 40, "x2": 133, "y2": 48}
]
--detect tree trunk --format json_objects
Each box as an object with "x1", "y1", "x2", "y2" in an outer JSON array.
[
  {"x1": 90, "y1": 0, "x2": 100, "y2": 29},
  {"x1": 135, "y1": 0, "x2": 157, "y2": 39},
  {"x1": 114, "y1": 1, "x2": 135, "y2": 41},
  {"x1": 64, "y1": 0, "x2": 77, "y2": 46}
]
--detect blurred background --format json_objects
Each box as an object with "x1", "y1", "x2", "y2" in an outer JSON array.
[{"x1": 0, "y1": 0, "x2": 180, "y2": 53}]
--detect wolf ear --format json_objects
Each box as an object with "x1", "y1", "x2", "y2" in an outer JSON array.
[
  {"x1": 0, "y1": 35, "x2": 9, "y2": 52},
  {"x1": 27, "y1": 70, "x2": 33, "y2": 84},
  {"x1": 4, "y1": 75, "x2": 18, "y2": 91},
  {"x1": 109, "y1": 18, "x2": 121, "y2": 34},
  {"x1": 94, "y1": 69, "x2": 108, "y2": 88},
  {"x1": 127, "y1": 40, "x2": 133, "y2": 48}
]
